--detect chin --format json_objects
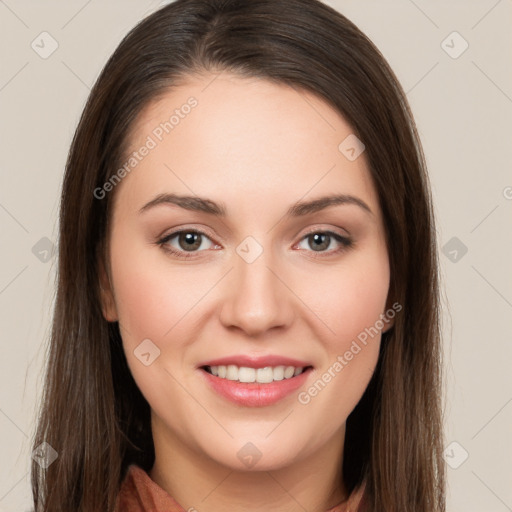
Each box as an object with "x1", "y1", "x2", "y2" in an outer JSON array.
[{"x1": 198, "y1": 434, "x2": 310, "y2": 472}]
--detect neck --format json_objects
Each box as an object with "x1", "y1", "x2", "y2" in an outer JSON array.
[{"x1": 149, "y1": 417, "x2": 348, "y2": 512}]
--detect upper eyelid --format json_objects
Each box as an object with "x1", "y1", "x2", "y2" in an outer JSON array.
[
  {"x1": 160, "y1": 226, "x2": 350, "y2": 249},
  {"x1": 161, "y1": 228, "x2": 217, "y2": 246}
]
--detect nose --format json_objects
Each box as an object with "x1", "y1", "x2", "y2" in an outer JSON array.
[{"x1": 218, "y1": 246, "x2": 295, "y2": 337}]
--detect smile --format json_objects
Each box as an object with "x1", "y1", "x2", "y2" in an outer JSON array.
[
  {"x1": 203, "y1": 364, "x2": 309, "y2": 383},
  {"x1": 199, "y1": 365, "x2": 314, "y2": 407}
]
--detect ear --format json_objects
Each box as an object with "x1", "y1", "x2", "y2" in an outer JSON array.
[
  {"x1": 382, "y1": 314, "x2": 394, "y2": 333},
  {"x1": 381, "y1": 296, "x2": 396, "y2": 333},
  {"x1": 98, "y1": 257, "x2": 118, "y2": 322}
]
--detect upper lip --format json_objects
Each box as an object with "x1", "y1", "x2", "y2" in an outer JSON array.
[{"x1": 198, "y1": 354, "x2": 313, "y2": 369}]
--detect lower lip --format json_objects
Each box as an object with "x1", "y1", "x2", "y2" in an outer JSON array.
[{"x1": 200, "y1": 367, "x2": 312, "y2": 407}]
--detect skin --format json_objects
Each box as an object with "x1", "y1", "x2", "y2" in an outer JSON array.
[{"x1": 99, "y1": 72, "x2": 394, "y2": 512}]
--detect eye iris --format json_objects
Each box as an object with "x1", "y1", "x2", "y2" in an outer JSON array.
[
  {"x1": 172, "y1": 232, "x2": 338, "y2": 253},
  {"x1": 179, "y1": 232, "x2": 201, "y2": 251},
  {"x1": 309, "y1": 233, "x2": 329, "y2": 251}
]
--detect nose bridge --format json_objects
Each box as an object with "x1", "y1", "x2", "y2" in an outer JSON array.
[{"x1": 219, "y1": 237, "x2": 293, "y2": 335}]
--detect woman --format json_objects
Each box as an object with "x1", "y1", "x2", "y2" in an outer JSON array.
[{"x1": 31, "y1": 0, "x2": 446, "y2": 510}]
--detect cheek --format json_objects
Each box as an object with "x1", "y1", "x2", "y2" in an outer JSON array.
[
  {"x1": 108, "y1": 243, "x2": 201, "y2": 413},
  {"x1": 298, "y1": 246, "x2": 389, "y2": 409},
  {"x1": 109, "y1": 239, "x2": 207, "y2": 344},
  {"x1": 332, "y1": 268, "x2": 389, "y2": 345},
  {"x1": 306, "y1": 246, "x2": 390, "y2": 350}
]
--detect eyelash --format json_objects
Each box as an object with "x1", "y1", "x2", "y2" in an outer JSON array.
[{"x1": 156, "y1": 228, "x2": 354, "y2": 260}]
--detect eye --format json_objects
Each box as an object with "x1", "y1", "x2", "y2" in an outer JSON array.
[
  {"x1": 157, "y1": 229, "x2": 217, "y2": 259},
  {"x1": 295, "y1": 230, "x2": 353, "y2": 256},
  {"x1": 157, "y1": 228, "x2": 353, "y2": 260}
]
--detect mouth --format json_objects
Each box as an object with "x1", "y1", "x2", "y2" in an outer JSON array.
[
  {"x1": 199, "y1": 364, "x2": 314, "y2": 407},
  {"x1": 201, "y1": 364, "x2": 313, "y2": 383}
]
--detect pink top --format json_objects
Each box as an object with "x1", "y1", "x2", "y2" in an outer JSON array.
[{"x1": 115, "y1": 464, "x2": 369, "y2": 512}]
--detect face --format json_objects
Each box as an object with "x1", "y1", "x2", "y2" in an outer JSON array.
[{"x1": 99, "y1": 72, "x2": 393, "y2": 472}]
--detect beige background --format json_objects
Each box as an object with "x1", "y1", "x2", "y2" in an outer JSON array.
[{"x1": 0, "y1": 1, "x2": 511, "y2": 510}]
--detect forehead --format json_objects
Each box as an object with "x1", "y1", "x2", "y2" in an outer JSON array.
[{"x1": 113, "y1": 72, "x2": 379, "y2": 219}]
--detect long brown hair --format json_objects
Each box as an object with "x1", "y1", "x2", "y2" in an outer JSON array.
[{"x1": 31, "y1": 0, "x2": 446, "y2": 510}]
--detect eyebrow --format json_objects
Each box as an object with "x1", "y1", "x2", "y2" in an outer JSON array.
[{"x1": 138, "y1": 193, "x2": 373, "y2": 217}]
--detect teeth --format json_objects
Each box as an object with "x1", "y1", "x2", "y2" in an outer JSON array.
[
  {"x1": 226, "y1": 364, "x2": 238, "y2": 380},
  {"x1": 273, "y1": 366, "x2": 284, "y2": 381},
  {"x1": 206, "y1": 364, "x2": 307, "y2": 383},
  {"x1": 284, "y1": 366, "x2": 295, "y2": 379}
]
